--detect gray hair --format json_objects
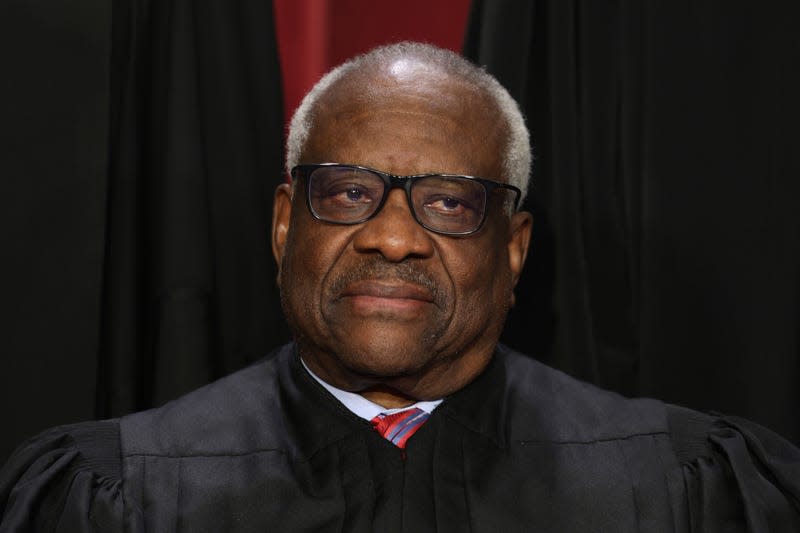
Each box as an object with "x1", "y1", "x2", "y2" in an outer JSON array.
[{"x1": 286, "y1": 42, "x2": 532, "y2": 206}]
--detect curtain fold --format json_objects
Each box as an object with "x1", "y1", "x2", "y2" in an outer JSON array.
[
  {"x1": 465, "y1": 0, "x2": 800, "y2": 443},
  {"x1": 0, "y1": 0, "x2": 286, "y2": 462},
  {"x1": 0, "y1": 0, "x2": 112, "y2": 462},
  {"x1": 98, "y1": 0, "x2": 287, "y2": 416}
]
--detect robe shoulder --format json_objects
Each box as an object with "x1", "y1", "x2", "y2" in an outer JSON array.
[
  {"x1": 120, "y1": 343, "x2": 296, "y2": 458},
  {"x1": 490, "y1": 345, "x2": 800, "y2": 531},
  {"x1": 493, "y1": 344, "x2": 669, "y2": 443},
  {"x1": 0, "y1": 345, "x2": 297, "y2": 532},
  {"x1": 667, "y1": 404, "x2": 800, "y2": 531},
  {"x1": 0, "y1": 420, "x2": 123, "y2": 531}
]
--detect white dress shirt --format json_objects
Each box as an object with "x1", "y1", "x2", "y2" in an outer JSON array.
[{"x1": 301, "y1": 358, "x2": 443, "y2": 421}]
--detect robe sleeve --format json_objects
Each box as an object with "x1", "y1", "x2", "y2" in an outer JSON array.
[
  {"x1": 0, "y1": 421, "x2": 124, "y2": 532},
  {"x1": 669, "y1": 406, "x2": 800, "y2": 532}
]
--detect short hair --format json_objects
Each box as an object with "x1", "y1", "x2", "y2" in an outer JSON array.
[{"x1": 286, "y1": 42, "x2": 532, "y2": 206}]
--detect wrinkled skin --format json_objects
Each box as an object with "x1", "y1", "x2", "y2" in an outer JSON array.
[{"x1": 272, "y1": 59, "x2": 532, "y2": 407}]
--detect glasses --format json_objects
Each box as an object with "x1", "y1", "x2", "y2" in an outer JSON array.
[{"x1": 291, "y1": 163, "x2": 521, "y2": 236}]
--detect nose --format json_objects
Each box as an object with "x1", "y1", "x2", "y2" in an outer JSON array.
[{"x1": 351, "y1": 189, "x2": 435, "y2": 262}]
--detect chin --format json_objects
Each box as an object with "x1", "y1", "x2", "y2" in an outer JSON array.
[{"x1": 341, "y1": 343, "x2": 435, "y2": 378}]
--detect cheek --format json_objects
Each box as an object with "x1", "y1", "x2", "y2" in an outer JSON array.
[
  {"x1": 279, "y1": 236, "x2": 310, "y2": 322},
  {"x1": 280, "y1": 232, "x2": 338, "y2": 348},
  {"x1": 281, "y1": 222, "x2": 347, "y2": 317},
  {"x1": 450, "y1": 253, "x2": 486, "y2": 290},
  {"x1": 445, "y1": 241, "x2": 512, "y2": 307}
]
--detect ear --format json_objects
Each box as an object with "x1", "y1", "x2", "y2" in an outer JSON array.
[
  {"x1": 507, "y1": 211, "x2": 533, "y2": 290},
  {"x1": 271, "y1": 183, "x2": 293, "y2": 275}
]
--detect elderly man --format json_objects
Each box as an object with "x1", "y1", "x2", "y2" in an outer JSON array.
[{"x1": 1, "y1": 42, "x2": 798, "y2": 532}]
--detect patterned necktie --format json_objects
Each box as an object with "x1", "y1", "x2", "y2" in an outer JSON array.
[{"x1": 370, "y1": 407, "x2": 430, "y2": 449}]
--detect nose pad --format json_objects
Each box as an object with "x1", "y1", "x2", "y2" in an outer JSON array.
[{"x1": 352, "y1": 189, "x2": 435, "y2": 262}]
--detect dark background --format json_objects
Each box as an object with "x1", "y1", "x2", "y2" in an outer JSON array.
[{"x1": 1, "y1": 0, "x2": 798, "y2": 463}]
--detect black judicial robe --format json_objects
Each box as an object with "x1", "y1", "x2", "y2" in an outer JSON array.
[{"x1": 1, "y1": 344, "x2": 799, "y2": 532}]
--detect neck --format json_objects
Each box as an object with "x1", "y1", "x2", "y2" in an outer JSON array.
[
  {"x1": 359, "y1": 386, "x2": 417, "y2": 409},
  {"x1": 299, "y1": 344, "x2": 495, "y2": 407}
]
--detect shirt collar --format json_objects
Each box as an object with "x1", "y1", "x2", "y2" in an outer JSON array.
[{"x1": 300, "y1": 358, "x2": 443, "y2": 421}]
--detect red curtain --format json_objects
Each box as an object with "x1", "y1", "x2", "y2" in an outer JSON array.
[{"x1": 274, "y1": 0, "x2": 471, "y2": 126}]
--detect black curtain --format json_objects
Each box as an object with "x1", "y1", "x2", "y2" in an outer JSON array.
[
  {"x1": 0, "y1": 0, "x2": 286, "y2": 462},
  {"x1": 466, "y1": 0, "x2": 800, "y2": 444}
]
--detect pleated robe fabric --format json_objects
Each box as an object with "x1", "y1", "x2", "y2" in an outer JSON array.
[{"x1": 1, "y1": 343, "x2": 799, "y2": 532}]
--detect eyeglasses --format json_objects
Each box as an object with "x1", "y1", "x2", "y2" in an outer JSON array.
[{"x1": 291, "y1": 163, "x2": 521, "y2": 236}]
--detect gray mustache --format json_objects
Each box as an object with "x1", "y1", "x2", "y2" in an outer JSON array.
[{"x1": 329, "y1": 258, "x2": 441, "y2": 303}]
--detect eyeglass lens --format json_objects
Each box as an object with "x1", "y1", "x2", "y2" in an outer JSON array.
[{"x1": 307, "y1": 166, "x2": 487, "y2": 234}]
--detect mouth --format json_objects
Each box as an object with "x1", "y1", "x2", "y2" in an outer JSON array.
[{"x1": 338, "y1": 280, "x2": 435, "y2": 314}]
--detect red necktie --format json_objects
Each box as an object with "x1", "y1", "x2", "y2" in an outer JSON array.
[{"x1": 370, "y1": 407, "x2": 430, "y2": 449}]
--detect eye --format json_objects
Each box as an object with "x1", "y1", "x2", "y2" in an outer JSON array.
[
  {"x1": 315, "y1": 181, "x2": 378, "y2": 210},
  {"x1": 327, "y1": 184, "x2": 372, "y2": 205},
  {"x1": 308, "y1": 167, "x2": 386, "y2": 223},
  {"x1": 344, "y1": 187, "x2": 366, "y2": 202},
  {"x1": 423, "y1": 195, "x2": 472, "y2": 216},
  {"x1": 440, "y1": 197, "x2": 462, "y2": 210}
]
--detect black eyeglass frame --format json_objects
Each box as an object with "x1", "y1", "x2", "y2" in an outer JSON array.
[{"x1": 290, "y1": 163, "x2": 522, "y2": 236}]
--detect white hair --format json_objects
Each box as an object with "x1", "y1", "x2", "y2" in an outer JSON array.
[{"x1": 286, "y1": 42, "x2": 532, "y2": 206}]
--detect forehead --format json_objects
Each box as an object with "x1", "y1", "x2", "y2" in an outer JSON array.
[{"x1": 301, "y1": 62, "x2": 508, "y2": 181}]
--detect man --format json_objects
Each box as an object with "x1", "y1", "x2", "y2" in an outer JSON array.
[{"x1": 1, "y1": 42, "x2": 798, "y2": 532}]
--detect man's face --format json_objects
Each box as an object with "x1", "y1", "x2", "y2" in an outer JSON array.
[{"x1": 272, "y1": 64, "x2": 531, "y2": 399}]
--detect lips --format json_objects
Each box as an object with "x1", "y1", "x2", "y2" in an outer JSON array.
[{"x1": 339, "y1": 280, "x2": 435, "y2": 303}]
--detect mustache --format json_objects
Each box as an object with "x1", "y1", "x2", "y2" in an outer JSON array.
[{"x1": 329, "y1": 258, "x2": 441, "y2": 303}]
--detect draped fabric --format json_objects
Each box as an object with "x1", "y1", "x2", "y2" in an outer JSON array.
[
  {"x1": 0, "y1": 0, "x2": 285, "y2": 461},
  {"x1": 2, "y1": 344, "x2": 799, "y2": 531},
  {"x1": 465, "y1": 0, "x2": 800, "y2": 443},
  {"x1": 0, "y1": 0, "x2": 113, "y2": 464},
  {"x1": 100, "y1": 0, "x2": 286, "y2": 416}
]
